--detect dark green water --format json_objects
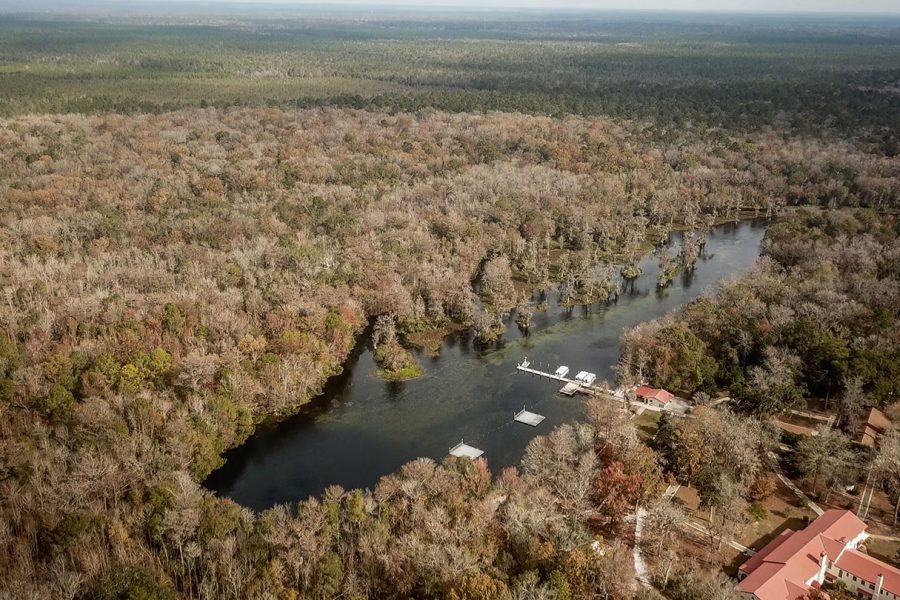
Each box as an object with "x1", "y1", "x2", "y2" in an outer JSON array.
[{"x1": 205, "y1": 219, "x2": 767, "y2": 510}]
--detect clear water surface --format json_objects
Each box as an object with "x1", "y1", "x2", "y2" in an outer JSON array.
[{"x1": 205, "y1": 219, "x2": 767, "y2": 510}]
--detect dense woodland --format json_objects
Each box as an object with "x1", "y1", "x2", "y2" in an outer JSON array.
[
  {"x1": 0, "y1": 8, "x2": 899, "y2": 600},
  {"x1": 1, "y1": 13, "x2": 899, "y2": 152},
  {"x1": 620, "y1": 209, "x2": 900, "y2": 415},
  {"x1": 619, "y1": 209, "x2": 900, "y2": 539},
  {"x1": 0, "y1": 104, "x2": 896, "y2": 599}
]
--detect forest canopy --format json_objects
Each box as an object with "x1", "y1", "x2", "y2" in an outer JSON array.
[
  {"x1": 0, "y1": 103, "x2": 897, "y2": 599},
  {"x1": 1, "y1": 7, "x2": 899, "y2": 600},
  {"x1": 0, "y1": 13, "x2": 898, "y2": 153},
  {"x1": 619, "y1": 208, "x2": 900, "y2": 415}
]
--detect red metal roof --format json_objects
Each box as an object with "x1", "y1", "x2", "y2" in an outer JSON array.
[
  {"x1": 866, "y1": 407, "x2": 892, "y2": 431},
  {"x1": 737, "y1": 510, "x2": 868, "y2": 600},
  {"x1": 739, "y1": 529, "x2": 795, "y2": 576},
  {"x1": 784, "y1": 581, "x2": 812, "y2": 598},
  {"x1": 856, "y1": 407, "x2": 892, "y2": 447},
  {"x1": 740, "y1": 561, "x2": 805, "y2": 600},
  {"x1": 836, "y1": 548, "x2": 900, "y2": 597},
  {"x1": 634, "y1": 386, "x2": 673, "y2": 404}
]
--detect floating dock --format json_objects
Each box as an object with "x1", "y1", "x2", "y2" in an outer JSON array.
[
  {"x1": 449, "y1": 441, "x2": 484, "y2": 459},
  {"x1": 514, "y1": 408, "x2": 546, "y2": 427},
  {"x1": 515, "y1": 359, "x2": 627, "y2": 401},
  {"x1": 517, "y1": 358, "x2": 601, "y2": 397},
  {"x1": 560, "y1": 382, "x2": 581, "y2": 396}
]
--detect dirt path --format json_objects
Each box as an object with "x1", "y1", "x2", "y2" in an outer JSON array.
[
  {"x1": 633, "y1": 507, "x2": 652, "y2": 588},
  {"x1": 682, "y1": 519, "x2": 755, "y2": 554},
  {"x1": 768, "y1": 451, "x2": 824, "y2": 516}
]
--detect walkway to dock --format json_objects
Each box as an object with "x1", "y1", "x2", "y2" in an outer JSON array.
[
  {"x1": 446, "y1": 359, "x2": 634, "y2": 461},
  {"x1": 516, "y1": 359, "x2": 610, "y2": 397},
  {"x1": 515, "y1": 358, "x2": 694, "y2": 418}
]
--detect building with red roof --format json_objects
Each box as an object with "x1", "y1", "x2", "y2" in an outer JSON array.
[
  {"x1": 634, "y1": 385, "x2": 674, "y2": 407},
  {"x1": 857, "y1": 407, "x2": 893, "y2": 448},
  {"x1": 737, "y1": 509, "x2": 900, "y2": 600}
]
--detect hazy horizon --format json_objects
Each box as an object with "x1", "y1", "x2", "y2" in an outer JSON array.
[{"x1": 1, "y1": 0, "x2": 899, "y2": 15}]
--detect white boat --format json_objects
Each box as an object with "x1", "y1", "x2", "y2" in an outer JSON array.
[
  {"x1": 554, "y1": 366, "x2": 570, "y2": 377},
  {"x1": 575, "y1": 370, "x2": 589, "y2": 382}
]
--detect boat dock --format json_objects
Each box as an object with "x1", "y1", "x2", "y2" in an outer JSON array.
[
  {"x1": 446, "y1": 359, "x2": 618, "y2": 460},
  {"x1": 559, "y1": 382, "x2": 580, "y2": 396},
  {"x1": 447, "y1": 360, "x2": 674, "y2": 460},
  {"x1": 516, "y1": 358, "x2": 605, "y2": 397},
  {"x1": 449, "y1": 441, "x2": 484, "y2": 459},
  {"x1": 514, "y1": 408, "x2": 546, "y2": 427}
]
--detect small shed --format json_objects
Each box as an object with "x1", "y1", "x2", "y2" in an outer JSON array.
[
  {"x1": 635, "y1": 385, "x2": 674, "y2": 407},
  {"x1": 857, "y1": 407, "x2": 892, "y2": 447}
]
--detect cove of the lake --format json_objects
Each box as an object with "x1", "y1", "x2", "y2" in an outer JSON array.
[{"x1": 205, "y1": 219, "x2": 768, "y2": 510}]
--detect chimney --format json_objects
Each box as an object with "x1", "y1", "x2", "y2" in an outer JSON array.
[
  {"x1": 876, "y1": 573, "x2": 884, "y2": 597},
  {"x1": 818, "y1": 552, "x2": 828, "y2": 582}
]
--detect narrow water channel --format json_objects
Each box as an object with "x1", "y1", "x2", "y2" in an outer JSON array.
[{"x1": 205, "y1": 219, "x2": 767, "y2": 510}]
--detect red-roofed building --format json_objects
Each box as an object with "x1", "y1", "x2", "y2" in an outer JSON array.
[
  {"x1": 857, "y1": 407, "x2": 893, "y2": 448},
  {"x1": 635, "y1": 385, "x2": 674, "y2": 407},
  {"x1": 737, "y1": 509, "x2": 900, "y2": 600}
]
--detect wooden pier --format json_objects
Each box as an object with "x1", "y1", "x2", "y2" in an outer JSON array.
[{"x1": 516, "y1": 359, "x2": 605, "y2": 397}]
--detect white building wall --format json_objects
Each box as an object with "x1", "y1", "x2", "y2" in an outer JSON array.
[
  {"x1": 827, "y1": 564, "x2": 900, "y2": 600},
  {"x1": 735, "y1": 531, "x2": 883, "y2": 600}
]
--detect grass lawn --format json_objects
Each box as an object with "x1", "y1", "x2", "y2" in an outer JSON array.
[
  {"x1": 633, "y1": 410, "x2": 661, "y2": 441},
  {"x1": 671, "y1": 528, "x2": 745, "y2": 578},
  {"x1": 662, "y1": 477, "x2": 815, "y2": 576},
  {"x1": 820, "y1": 487, "x2": 900, "y2": 537},
  {"x1": 864, "y1": 536, "x2": 900, "y2": 565},
  {"x1": 732, "y1": 473, "x2": 817, "y2": 552}
]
